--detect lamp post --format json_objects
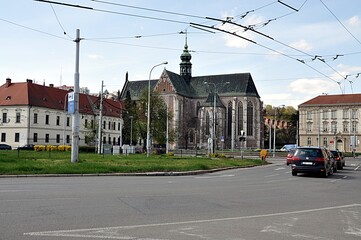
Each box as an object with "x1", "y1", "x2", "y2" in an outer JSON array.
[
  {"x1": 129, "y1": 116, "x2": 133, "y2": 146},
  {"x1": 204, "y1": 81, "x2": 229, "y2": 154},
  {"x1": 273, "y1": 104, "x2": 285, "y2": 157},
  {"x1": 147, "y1": 61, "x2": 168, "y2": 157}
]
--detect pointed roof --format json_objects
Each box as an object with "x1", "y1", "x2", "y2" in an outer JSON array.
[
  {"x1": 120, "y1": 70, "x2": 260, "y2": 100},
  {"x1": 299, "y1": 94, "x2": 361, "y2": 107},
  {"x1": 0, "y1": 79, "x2": 123, "y2": 118}
]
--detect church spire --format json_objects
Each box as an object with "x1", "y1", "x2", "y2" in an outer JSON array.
[{"x1": 180, "y1": 32, "x2": 192, "y2": 84}]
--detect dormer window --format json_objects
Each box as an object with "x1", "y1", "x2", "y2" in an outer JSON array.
[{"x1": 6, "y1": 96, "x2": 11, "y2": 100}]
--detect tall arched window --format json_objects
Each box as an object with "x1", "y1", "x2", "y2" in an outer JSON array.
[
  {"x1": 247, "y1": 101, "x2": 253, "y2": 136},
  {"x1": 227, "y1": 101, "x2": 232, "y2": 136},
  {"x1": 238, "y1": 102, "x2": 243, "y2": 135},
  {"x1": 205, "y1": 111, "x2": 210, "y2": 135}
]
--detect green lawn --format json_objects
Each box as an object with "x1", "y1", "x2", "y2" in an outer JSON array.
[{"x1": 0, "y1": 150, "x2": 267, "y2": 175}]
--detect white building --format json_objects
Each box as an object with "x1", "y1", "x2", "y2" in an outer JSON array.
[
  {"x1": 298, "y1": 94, "x2": 361, "y2": 152},
  {"x1": 0, "y1": 78, "x2": 123, "y2": 149}
]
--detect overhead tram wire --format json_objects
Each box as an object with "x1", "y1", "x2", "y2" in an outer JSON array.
[
  {"x1": 206, "y1": 16, "x2": 347, "y2": 82},
  {"x1": 49, "y1": 3, "x2": 73, "y2": 39},
  {"x1": 190, "y1": 21, "x2": 343, "y2": 93},
  {"x1": 34, "y1": 0, "x2": 191, "y2": 25},
  {"x1": 319, "y1": 0, "x2": 361, "y2": 46},
  {"x1": 0, "y1": 17, "x2": 72, "y2": 41},
  {"x1": 90, "y1": 0, "x2": 205, "y2": 20}
]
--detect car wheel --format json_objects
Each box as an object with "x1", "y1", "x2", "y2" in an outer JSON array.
[
  {"x1": 292, "y1": 171, "x2": 297, "y2": 176},
  {"x1": 329, "y1": 166, "x2": 334, "y2": 176}
]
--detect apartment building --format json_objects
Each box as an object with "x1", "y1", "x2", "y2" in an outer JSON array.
[
  {"x1": 298, "y1": 94, "x2": 360, "y2": 152},
  {"x1": 0, "y1": 78, "x2": 123, "y2": 149}
]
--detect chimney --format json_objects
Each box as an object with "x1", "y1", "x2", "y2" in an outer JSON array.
[
  {"x1": 49, "y1": 84, "x2": 54, "y2": 88},
  {"x1": 26, "y1": 79, "x2": 33, "y2": 83},
  {"x1": 5, "y1": 78, "x2": 11, "y2": 88}
]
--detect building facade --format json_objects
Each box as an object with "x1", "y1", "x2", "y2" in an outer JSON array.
[
  {"x1": 121, "y1": 43, "x2": 263, "y2": 150},
  {"x1": 299, "y1": 94, "x2": 360, "y2": 152},
  {"x1": 0, "y1": 78, "x2": 123, "y2": 149}
]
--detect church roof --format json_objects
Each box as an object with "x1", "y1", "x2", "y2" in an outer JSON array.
[{"x1": 121, "y1": 70, "x2": 260, "y2": 100}]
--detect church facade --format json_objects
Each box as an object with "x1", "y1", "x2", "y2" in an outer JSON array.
[{"x1": 120, "y1": 43, "x2": 263, "y2": 150}]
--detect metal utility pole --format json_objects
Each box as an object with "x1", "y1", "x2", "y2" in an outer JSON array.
[
  {"x1": 97, "y1": 81, "x2": 104, "y2": 154},
  {"x1": 71, "y1": 29, "x2": 80, "y2": 163}
]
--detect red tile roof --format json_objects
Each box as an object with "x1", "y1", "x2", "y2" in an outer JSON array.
[
  {"x1": 299, "y1": 94, "x2": 361, "y2": 106},
  {"x1": 0, "y1": 79, "x2": 123, "y2": 117}
]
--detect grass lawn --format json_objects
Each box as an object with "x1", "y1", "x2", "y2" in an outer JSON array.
[{"x1": 0, "y1": 150, "x2": 267, "y2": 175}]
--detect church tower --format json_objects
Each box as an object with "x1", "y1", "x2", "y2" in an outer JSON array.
[{"x1": 180, "y1": 37, "x2": 192, "y2": 84}]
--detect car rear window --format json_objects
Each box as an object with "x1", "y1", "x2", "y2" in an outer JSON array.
[{"x1": 294, "y1": 148, "x2": 323, "y2": 158}]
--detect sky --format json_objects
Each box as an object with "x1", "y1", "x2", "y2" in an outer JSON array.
[{"x1": 1, "y1": 0, "x2": 361, "y2": 109}]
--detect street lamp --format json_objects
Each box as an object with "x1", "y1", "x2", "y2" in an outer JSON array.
[
  {"x1": 204, "y1": 81, "x2": 229, "y2": 154},
  {"x1": 147, "y1": 61, "x2": 168, "y2": 157},
  {"x1": 129, "y1": 116, "x2": 133, "y2": 146},
  {"x1": 97, "y1": 81, "x2": 108, "y2": 154},
  {"x1": 273, "y1": 104, "x2": 285, "y2": 157}
]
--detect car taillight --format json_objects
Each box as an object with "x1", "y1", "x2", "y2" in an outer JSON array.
[
  {"x1": 293, "y1": 156, "x2": 300, "y2": 161},
  {"x1": 315, "y1": 157, "x2": 325, "y2": 162}
]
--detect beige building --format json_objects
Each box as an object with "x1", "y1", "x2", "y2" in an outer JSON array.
[
  {"x1": 298, "y1": 94, "x2": 360, "y2": 152},
  {"x1": 0, "y1": 78, "x2": 123, "y2": 149}
]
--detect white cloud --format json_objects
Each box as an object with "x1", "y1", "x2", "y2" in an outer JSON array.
[
  {"x1": 289, "y1": 39, "x2": 313, "y2": 51},
  {"x1": 289, "y1": 78, "x2": 334, "y2": 94},
  {"x1": 347, "y1": 16, "x2": 361, "y2": 27}
]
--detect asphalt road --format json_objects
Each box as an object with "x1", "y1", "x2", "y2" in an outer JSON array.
[{"x1": 1, "y1": 157, "x2": 361, "y2": 240}]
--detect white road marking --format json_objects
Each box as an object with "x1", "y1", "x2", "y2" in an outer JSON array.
[
  {"x1": 264, "y1": 174, "x2": 279, "y2": 178},
  {"x1": 275, "y1": 167, "x2": 286, "y2": 171},
  {"x1": 24, "y1": 204, "x2": 361, "y2": 238},
  {"x1": 355, "y1": 165, "x2": 360, "y2": 171}
]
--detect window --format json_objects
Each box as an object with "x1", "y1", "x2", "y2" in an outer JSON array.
[
  {"x1": 15, "y1": 133, "x2": 20, "y2": 142},
  {"x1": 103, "y1": 136, "x2": 106, "y2": 145},
  {"x1": 66, "y1": 135, "x2": 70, "y2": 144},
  {"x1": 351, "y1": 109, "x2": 358, "y2": 119},
  {"x1": 103, "y1": 120, "x2": 106, "y2": 129},
  {"x1": 67, "y1": 117, "x2": 70, "y2": 127},
  {"x1": 1, "y1": 133, "x2": 6, "y2": 142},
  {"x1": 343, "y1": 122, "x2": 349, "y2": 132},
  {"x1": 108, "y1": 136, "x2": 111, "y2": 144},
  {"x1": 45, "y1": 134, "x2": 49, "y2": 143},
  {"x1": 56, "y1": 116, "x2": 60, "y2": 126},
  {"x1": 34, "y1": 113, "x2": 38, "y2": 124},
  {"x1": 331, "y1": 122, "x2": 337, "y2": 133},
  {"x1": 85, "y1": 119, "x2": 88, "y2": 128},
  {"x1": 2, "y1": 113, "x2": 7, "y2": 123},
  {"x1": 307, "y1": 137, "x2": 312, "y2": 146},
  {"x1": 247, "y1": 102, "x2": 253, "y2": 136},
  {"x1": 45, "y1": 115, "x2": 49, "y2": 125},
  {"x1": 91, "y1": 119, "x2": 94, "y2": 128},
  {"x1": 307, "y1": 122, "x2": 312, "y2": 132},
  {"x1": 343, "y1": 109, "x2": 349, "y2": 119},
  {"x1": 34, "y1": 133, "x2": 38, "y2": 142},
  {"x1": 238, "y1": 102, "x2": 243, "y2": 134},
  {"x1": 113, "y1": 137, "x2": 116, "y2": 145},
  {"x1": 307, "y1": 111, "x2": 313, "y2": 120},
  {"x1": 227, "y1": 102, "x2": 232, "y2": 136},
  {"x1": 108, "y1": 121, "x2": 111, "y2": 130},
  {"x1": 322, "y1": 122, "x2": 328, "y2": 132},
  {"x1": 351, "y1": 121, "x2": 357, "y2": 133},
  {"x1": 205, "y1": 111, "x2": 210, "y2": 135},
  {"x1": 331, "y1": 110, "x2": 337, "y2": 119},
  {"x1": 323, "y1": 137, "x2": 328, "y2": 148},
  {"x1": 322, "y1": 110, "x2": 328, "y2": 119},
  {"x1": 56, "y1": 134, "x2": 60, "y2": 143},
  {"x1": 16, "y1": 112, "x2": 21, "y2": 123},
  {"x1": 113, "y1": 122, "x2": 116, "y2": 130},
  {"x1": 118, "y1": 122, "x2": 120, "y2": 131}
]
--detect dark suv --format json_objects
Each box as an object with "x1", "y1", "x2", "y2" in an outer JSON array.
[
  {"x1": 330, "y1": 150, "x2": 345, "y2": 170},
  {"x1": 291, "y1": 146, "x2": 333, "y2": 177}
]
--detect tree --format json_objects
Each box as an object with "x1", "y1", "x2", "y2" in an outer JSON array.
[
  {"x1": 122, "y1": 91, "x2": 138, "y2": 145},
  {"x1": 137, "y1": 89, "x2": 173, "y2": 150}
]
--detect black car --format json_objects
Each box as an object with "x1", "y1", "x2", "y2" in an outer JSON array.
[
  {"x1": 330, "y1": 150, "x2": 345, "y2": 170},
  {"x1": 0, "y1": 144, "x2": 12, "y2": 150},
  {"x1": 291, "y1": 146, "x2": 333, "y2": 177},
  {"x1": 18, "y1": 144, "x2": 35, "y2": 150}
]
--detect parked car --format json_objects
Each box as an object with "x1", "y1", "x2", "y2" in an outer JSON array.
[
  {"x1": 280, "y1": 144, "x2": 297, "y2": 152},
  {"x1": 0, "y1": 144, "x2": 12, "y2": 150},
  {"x1": 286, "y1": 148, "x2": 296, "y2": 165},
  {"x1": 291, "y1": 146, "x2": 333, "y2": 177},
  {"x1": 330, "y1": 150, "x2": 345, "y2": 170},
  {"x1": 18, "y1": 144, "x2": 35, "y2": 150},
  {"x1": 326, "y1": 149, "x2": 337, "y2": 173}
]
